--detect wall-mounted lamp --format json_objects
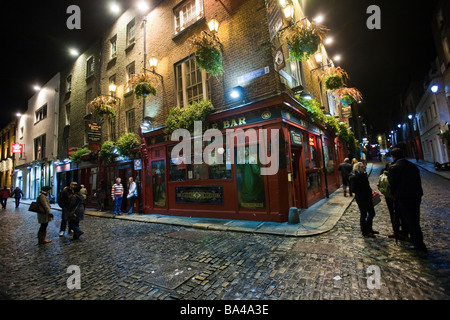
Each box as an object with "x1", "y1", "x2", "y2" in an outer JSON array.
[
  {"x1": 314, "y1": 52, "x2": 323, "y2": 64},
  {"x1": 300, "y1": 93, "x2": 312, "y2": 100},
  {"x1": 408, "y1": 114, "x2": 413, "y2": 120},
  {"x1": 208, "y1": 18, "x2": 219, "y2": 34},
  {"x1": 109, "y1": 83, "x2": 117, "y2": 94},
  {"x1": 282, "y1": 4, "x2": 294, "y2": 20},
  {"x1": 431, "y1": 84, "x2": 439, "y2": 93},
  {"x1": 144, "y1": 57, "x2": 163, "y2": 82},
  {"x1": 230, "y1": 86, "x2": 246, "y2": 103}
]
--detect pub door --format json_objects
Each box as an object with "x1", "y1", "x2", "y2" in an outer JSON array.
[{"x1": 291, "y1": 146, "x2": 305, "y2": 209}]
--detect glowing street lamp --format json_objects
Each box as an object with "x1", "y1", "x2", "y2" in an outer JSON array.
[
  {"x1": 431, "y1": 84, "x2": 439, "y2": 93},
  {"x1": 208, "y1": 18, "x2": 219, "y2": 33},
  {"x1": 109, "y1": 2, "x2": 121, "y2": 14}
]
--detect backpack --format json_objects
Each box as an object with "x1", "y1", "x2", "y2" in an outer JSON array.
[{"x1": 377, "y1": 172, "x2": 393, "y2": 199}]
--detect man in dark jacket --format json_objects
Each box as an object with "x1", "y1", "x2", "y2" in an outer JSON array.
[
  {"x1": 338, "y1": 158, "x2": 353, "y2": 197},
  {"x1": 58, "y1": 182, "x2": 77, "y2": 237},
  {"x1": 388, "y1": 147, "x2": 427, "y2": 253}
]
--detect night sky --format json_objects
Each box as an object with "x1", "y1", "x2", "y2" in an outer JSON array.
[{"x1": 0, "y1": 0, "x2": 438, "y2": 134}]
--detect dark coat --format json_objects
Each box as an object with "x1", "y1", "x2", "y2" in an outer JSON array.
[
  {"x1": 388, "y1": 158, "x2": 423, "y2": 200},
  {"x1": 349, "y1": 172, "x2": 372, "y2": 201},
  {"x1": 68, "y1": 193, "x2": 85, "y2": 222},
  {"x1": 338, "y1": 162, "x2": 353, "y2": 184}
]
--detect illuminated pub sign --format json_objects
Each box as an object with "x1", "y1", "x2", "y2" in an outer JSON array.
[
  {"x1": 175, "y1": 186, "x2": 223, "y2": 205},
  {"x1": 11, "y1": 144, "x2": 23, "y2": 153}
]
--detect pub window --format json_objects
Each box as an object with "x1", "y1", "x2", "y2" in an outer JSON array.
[
  {"x1": 126, "y1": 109, "x2": 135, "y2": 133},
  {"x1": 173, "y1": 0, "x2": 204, "y2": 36},
  {"x1": 108, "y1": 116, "x2": 116, "y2": 141},
  {"x1": 126, "y1": 18, "x2": 136, "y2": 46},
  {"x1": 110, "y1": 35, "x2": 117, "y2": 59},
  {"x1": 66, "y1": 75, "x2": 72, "y2": 93},
  {"x1": 125, "y1": 62, "x2": 135, "y2": 93},
  {"x1": 65, "y1": 103, "x2": 71, "y2": 126},
  {"x1": 175, "y1": 56, "x2": 210, "y2": 108},
  {"x1": 86, "y1": 56, "x2": 95, "y2": 78}
]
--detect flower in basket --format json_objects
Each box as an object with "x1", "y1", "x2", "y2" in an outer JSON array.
[
  {"x1": 333, "y1": 87, "x2": 363, "y2": 106},
  {"x1": 286, "y1": 20, "x2": 328, "y2": 62},
  {"x1": 321, "y1": 66, "x2": 348, "y2": 90},
  {"x1": 129, "y1": 72, "x2": 157, "y2": 99},
  {"x1": 87, "y1": 96, "x2": 117, "y2": 120},
  {"x1": 188, "y1": 31, "x2": 224, "y2": 78}
]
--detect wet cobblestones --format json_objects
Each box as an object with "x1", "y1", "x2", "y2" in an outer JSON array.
[{"x1": 0, "y1": 162, "x2": 449, "y2": 300}]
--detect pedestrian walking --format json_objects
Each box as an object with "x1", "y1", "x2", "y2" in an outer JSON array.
[
  {"x1": 126, "y1": 177, "x2": 137, "y2": 214},
  {"x1": 0, "y1": 186, "x2": 11, "y2": 209},
  {"x1": 94, "y1": 180, "x2": 107, "y2": 211},
  {"x1": 80, "y1": 184, "x2": 87, "y2": 209},
  {"x1": 377, "y1": 163, "x2": 405, "y2": 241},
  {"x1": 57, "y1": 182, "x2": 77, "y2": 237},
  {"x1": 349, "y1": 162, "x2": 378, "y2": 238},
  {"x1": 12, "y1": 187, "x2": 24, "y2": 208},
  {"x1": 338, "y1": 158, "x2": 353, "y2": 197},
  {"x1": 388, "y1": 147, "x2": 427, "y2": 253},
  {"x1": 112, "y1": 177, "x2": 124, "y2": 216},
  {"x1": 36, "y1": 186, "x2": 54, "y2": 245},
  {"x1": 68, "y1": 186, "x2": 85, "y2": 240}
]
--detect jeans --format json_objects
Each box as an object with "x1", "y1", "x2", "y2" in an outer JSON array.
[
  {"x1": 68, "y1": 219, "x2": 82, "y2": 239},
  {"x1": 0, "y1": 198, "x2": 7, "y2": 209},
  {"x1": 15, "y1": 197, "x2": 21, "y2": 208},
  {"x1": 113, "y1": 196, "x2": 123, "y2": 215},
  {"x1": 356, "y1": 197, "x2": 376, "y2": 233},
  {"x1": 128, "y1": 195, "x2": 136, "y2": 213},
  {"x1": 60, "y1": 208, "x2": 69, "y2": 232}
]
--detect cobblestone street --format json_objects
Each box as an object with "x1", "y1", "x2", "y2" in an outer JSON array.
[{"x1": 0, "y1": 161, "x2": 449, "y2": 301}]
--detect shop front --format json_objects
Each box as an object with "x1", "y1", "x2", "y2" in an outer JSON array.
[{"x1": 139, "y1": 93, "x2": 343, "y2": 222}]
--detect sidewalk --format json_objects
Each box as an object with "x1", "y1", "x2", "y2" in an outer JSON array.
[
  {"x1": 19, "y1": 178, "x2": 358, "y2": 238},
  {"x1": 406, "y1": 158, "x2": 450, "y2": 180}
]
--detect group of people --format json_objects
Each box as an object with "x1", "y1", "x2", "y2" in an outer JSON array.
[
  {"x1": 339, "y1": 146, "x2": 427, "y2": 254},
  {"x1": 35, "y1": 177, "x2": 137, "y2": 245}
]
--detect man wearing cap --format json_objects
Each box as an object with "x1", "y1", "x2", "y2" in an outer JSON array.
[{"x1": 58, "y1": 181, "x2": 77, "y2": 237}]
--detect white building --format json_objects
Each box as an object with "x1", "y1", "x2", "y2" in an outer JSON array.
[
  {"x1": 416, "y1": 73, "x2": 450, "y2": 164},
  {"x1": 14, "y1": 73, "x2": 60, "y2": 199}
]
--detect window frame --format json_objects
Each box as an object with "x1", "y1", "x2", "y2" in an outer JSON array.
[
  {"x1": 172, "y1": 0, "x2": 205, "y2": 36},
  {"x1": 35, "y1": 104, "x2": 48, "y2": 124},
  {"x1": 126, "y1": 109, "x2": 136, "y2": 134},
  {"x1": 126, "y1": 18, "x2": 136, "y2": 46},
  {"x1": 86, "y1": 56, "x2": 95, "y2": 78}
]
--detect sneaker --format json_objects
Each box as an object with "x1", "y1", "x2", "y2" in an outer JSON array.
[{"x1": 59, "y1": 231, "x2": 65, "y2": 237}]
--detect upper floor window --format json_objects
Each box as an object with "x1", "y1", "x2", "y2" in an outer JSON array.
[
  {"x1": 173, "y1": 0, "x2": 204, "y2": 36},
  {"x1": 86, "y1": 56, "x2": 95, "y2": 78},
  {"x1": 175, "y1": 56, "x2": 210, "y2": 108},
  {"x1": 125, "y1": 62, "x2": 135, "y2": 93},
  {"x1": 34, "y1": 134, "x2": 46, "y2": 161},
  {"x1": 126, "y1": 19, "x2": 136, "y2": 46},
  {"x1": 66, "y1": 75, "x2": 72, "y2": 93},
  {"x1": 35, "y1": 104, "x2": 48, "y2": 123},
  {"x1": 110, "y1": 35, "x2": 117, "y2": 59},
  {"x1": 85, "y1": 89, "x2": 94, "y2": 114},
  {"x1": 126, "y1": 109, "x2": 136, "y2": 133},
  {"x1": 65, "y1": 103, "x2": 71, "y2": 126}
]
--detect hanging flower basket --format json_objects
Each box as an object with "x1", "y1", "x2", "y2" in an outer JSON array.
[
  {"x1": 129, "y1": 72, "x2": 157, "y2": 99},
  {"x1": 165, "y1": 99, "x2": 215, "y2": 134},
  {"x1": 334, "y1": 87, "x2": 363, "y2": 106},
  {"x1": 116, "y1": 133, "x2": 140, "y2": 158},
  {"x1": 87, "y1": 96, "x2": 117, "y2": 120},
  {"x1": 321, "y1": 66, "x2": 348, "y2": 90},
  {"x1": 286, "y1": 20, "x2": 328, "y2": 62},
  {"x1": 188, "y1": 31, "x2": 224, "y2": 77}
]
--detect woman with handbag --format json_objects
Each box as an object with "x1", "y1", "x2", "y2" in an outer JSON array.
[
  {"x1": 37, "y1": 186, "x2": 54, "y2": 245},
  {"x1": 349, "y1": 162, "x2": 378, "y2": 238}
]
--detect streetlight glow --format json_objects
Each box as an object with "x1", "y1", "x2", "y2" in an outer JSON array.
[
  {"x1": 325, "y1": 37, "x2": 333, "y2": 45},
  {"x1": 33, "y1": 85, "x2": 41, "y2": 91},
  {"x1": 109, "y1": 2, "x2": 121, "y2": 14},
  {"x1": 313, "y1": 14, "x2": 324, "y2": 24},
  {"x1": 431, "y1": 84, "x2": 439, "y2": 93},
  {"x1": 408, "y1": 114, "x2": 413, "y2": 120},
  {"x1": 333, "y1": 55, "x2": 341, "y2": 61},
  {"x1": 69, "y1": 48, "x2": 79, "y2": 56},
  {"x1": 137, "y1": 1, "x2": 149, "y2": 13}
]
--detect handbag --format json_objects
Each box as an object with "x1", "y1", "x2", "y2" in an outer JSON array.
[
  {"x1": 29, "y1": 201, "x2": 40, "y2": 213},
  {"x1": 372, "y1": 192, "x2": 381, "y2": 206}
]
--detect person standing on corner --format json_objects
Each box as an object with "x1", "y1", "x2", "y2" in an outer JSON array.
[
  {"x1": 126, "y1": 177, "x2": 137, "y2": 214},
  {"x1": 12, "y1": 187, "x2": 24, "y2": 208},
  {"x1": 0, "y1": 186, "x2": 11, "y2": 210},
  {"x1": 388, "y1": 147, "x2": 427, "y2": 253},
  {"x1": 349, "y1": 162, "x2": 378, "y2": 238},
  {"x1": 112, "y1": 177, "x2": 124, "y2": 217},
  {"x1": 338, "y1": 158, "x2": 353, "y2": 197},
  {"x1": 37, "y1": 186, "x2": 54, "y2": 245}
]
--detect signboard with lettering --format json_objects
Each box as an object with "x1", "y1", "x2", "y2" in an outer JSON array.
[
  {"x1": 11, "y1": 144, "x2": 23, "y2": 153},
  {"x1": 237, "y1": 66, "x2": 270, "y2": 85},
  {"x1": 266, "y1": 0, "x2": 283, "y2": 41},
  {"x1": 290, "y1": 131, "x2": 303, "y2": 147},
  {"x1": 87, "y1": 122, "x2": 102, "y2": 143},
  {"x1": 134, "y1": 159, "x2": 143, "y2": 171},
  {"x1": 175, "y1": 186, "x2": 223, "y2": 205}
]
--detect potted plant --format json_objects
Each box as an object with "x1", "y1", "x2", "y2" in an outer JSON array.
[
  {"x1": 117, "y1": 133, "x2": 140, "y2": 158},
  {"x1": 129, "y1": 72, "x2": 157, "y2": 99},
  {"x1": 286, "y1": 20, "x2": 328, "y2": 62},
  {"x1": 321, "y1": 66, "x2": 348, "y2": 90},
  {"x1": 87, "y1": 96, "x2": 117, "y2": 120},
  {"x1": 71, "y1": 148, "x2": 90, "y2": 163},
  {"x1": 188, "y1": 31, "x2": 224, "y2": 77},
  {"x1": 165, "y1": 99, "x2": 215, "y2": 134},
  {"x1": 99, "y1": 141, "x2": 116, "y2": 164}
]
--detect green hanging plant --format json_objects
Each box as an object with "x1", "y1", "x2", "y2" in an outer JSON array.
[
  {"x1": 116, "y1": 133, "x2": 140, "y2": 157},
  {"x1": 87, "y1": 96, "x2": 117, "y2": 120},
  {"x1": 321, "y1": 66, "x2": 348, "y2": 90},
  {"x1": 99, "y1": 141, "x2": 116, "y2": 164},
  {"x1": 71, "y1": 148, "x2": 90, "y2": 163},
  {"x1": 165, "y1": 99, "x2": 215, "y2": 134},
  {"x1": 188, "y1": 32, "x2": 224, "y2": 77},
  {"x1": 286, "y1": 20, "x2": 328, "y2": 62},
  {"x1": 129, "y1": 72, "x2": 157, "y2": 99}
]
